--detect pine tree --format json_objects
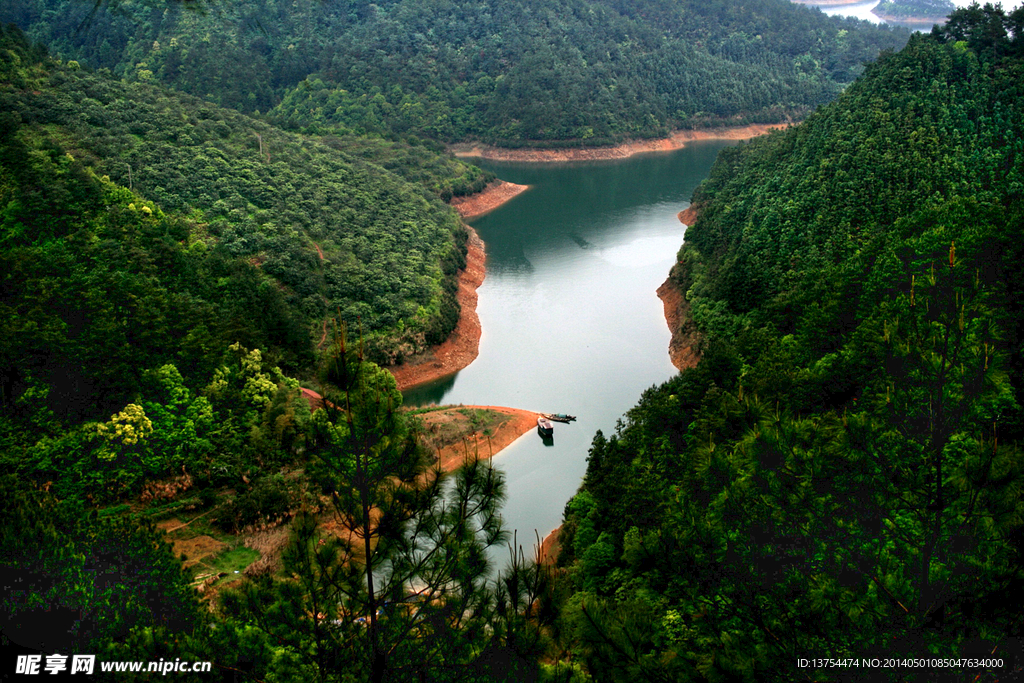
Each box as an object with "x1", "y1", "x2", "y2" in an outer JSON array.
[{"x1": 223, "y1": 326, "x2": 509, "y2": 682}]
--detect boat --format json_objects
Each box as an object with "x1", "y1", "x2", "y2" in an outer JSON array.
[
  {"x1": 541, "y1": 413, "x2": 576, "y2": 423},
  {"x1": 537, "y1": 417, "x2": 554, "y2": 436}
]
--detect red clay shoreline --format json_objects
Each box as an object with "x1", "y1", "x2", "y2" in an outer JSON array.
[
  {"x1": 383, "y1": 180, "x2": 531, "y2": 391},
  {"x1": 386, "y1": 225, "x2": 486, "y2": 392},
  {"x1": 389, "y1": 124, "x2": 784, "y2": 392},
  {"x1": 450, "y1": 180, "x2": 529, "y2": 219},
  {"x1": 659, "y1": 204, "x2": 706, "y2": 372},
  {"x1": 421, "y1": 405, "x2": 542, "y2": 472},
  {"x1": 450, "y1": 124, "x2": 789, "y2": 163}
]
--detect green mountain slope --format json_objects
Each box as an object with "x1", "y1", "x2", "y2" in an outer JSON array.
[
  {"x1": 1, "y1": 25, "x2": 474, "y2": 389},
  {"x1": 554, "y1": 8, "x2": 1024, "y2": 680},
  {"x1": 4, "y1": 0, "x2": 910, "y2": 145}
]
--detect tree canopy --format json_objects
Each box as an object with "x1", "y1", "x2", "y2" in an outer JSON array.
[
  {"x1": 4, "y1": 0, "x2": 909, "y2": 146},
  {"x1": 553, "y1": 10, "x2": 1024, "y2": 681}
]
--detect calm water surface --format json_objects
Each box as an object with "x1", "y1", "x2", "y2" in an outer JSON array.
[
  {"x1": 404, "y1": 141, "x2": 736, "y2": 552},
  {"x1": 811, "y1": 0, "x2": 1024, "y2": 26}
]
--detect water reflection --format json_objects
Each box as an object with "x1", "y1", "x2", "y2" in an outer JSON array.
[{"x1": 403, "y1": 373, "x2": 458, "y2": 406}]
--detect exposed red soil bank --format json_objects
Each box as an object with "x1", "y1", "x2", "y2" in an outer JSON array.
[
  {"x1": 450, "y1": 124, "x2": 789, "y2": 163},
  {"x1": 662, "y1": 199, "x2": 706, "y2": 371},
  {"x1": 539, "y1": 525, "x2": 562, "y2": 566},
  {"x1": 383, "y1": 181, "x2": 527, "y2": 388},
  {"x1": 420, "y1": 405, "x2": 542, "y2": 472},
  {"x1": 449, "y1": 180, "x2": 529, "y2": 220},
  {"x1": 677, "y1": 203, "x2": 702, "y2": 226},
  {"x1": 658, "y1": 278, "x2": 702, "y2": 371},
  {"x1": 386, "y1": 226, "x2": 486, "y2": 391}
]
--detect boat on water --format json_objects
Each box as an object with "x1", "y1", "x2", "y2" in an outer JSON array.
[
  {"x1": 541, "y1": 413, "x2": 576, "y2": 423},
  {"x1": 537, "y1": 417, "x2": 554, "y2": 436}
]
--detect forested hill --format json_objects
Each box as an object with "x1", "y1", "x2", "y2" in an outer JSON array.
[
  {"x1": 4, "y1": 0, "x2": 908, "y2": 146},
  {"x1": 554, "y1": 6, "x2": 1024, "y2": 680},
  {"x1": 0, "y1": 23, "x2": 480, "y2": 426},
  {"x1": 0, "y1": 24, "x2": 531, "y2": 677}
]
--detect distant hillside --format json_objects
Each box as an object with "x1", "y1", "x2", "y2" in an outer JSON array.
[
  {"x1": 553, "y1": 6, "x2": 1024, "y2": 679},
  {"x1": 873, "y1": 0, "x2": 955, "y2": 23},
  {"x1": 4, "y1": 0, "x2": 909, "y2": 146}
]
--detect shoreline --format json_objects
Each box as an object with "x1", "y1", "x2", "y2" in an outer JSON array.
[
  {"x1": 384, "y1": 180, "x2": 531, "y2": 391},
  {"x1": 660, "y1": 204, "x2": 705, "y2": 371},
  {"x1": 789, "y1": 0, "x2": 865, "y2": 6},
  {"x1": 417, "y1": 405, "x2": 542, "y2": 472},
  {"x1": 450, "y1": 123, "x2": 789, "y2": 163},
  {"x1": 659, "y1": 202, "x2": 708, "y2": 370},
  {"x1": 450, "y1": 180, "x2": 530, "y2": 220},
  {"x1": 386, "y1": 225, "x2": 486, "y2": 391},
  {"x1": 539, "y1": 525, "x2": 562, "y2": 566},
  {"x1": 658, "y1": 278, "x2": 702, "y2": 371},
  {"x1": 871, "y1": 11, "x2": 947, "y2": 24},
  {"x1": 413, "y1": 404, "x2": 564, "y2": 566},
  {"x1": 677, "y1": 203, "x2": 701, "y2": 226}
]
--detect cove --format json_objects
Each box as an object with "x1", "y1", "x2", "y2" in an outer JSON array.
[{"x1": 404, "y1": 140, "x2": 737, "y2": 550}]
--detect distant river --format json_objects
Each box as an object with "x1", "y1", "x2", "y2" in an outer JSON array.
[
  {"x1": 810, "y1": 0, "x2": 1024, "y2": 26},
  {"x1": 403, "y1": 141, "x2": 736, "y2": 553}
]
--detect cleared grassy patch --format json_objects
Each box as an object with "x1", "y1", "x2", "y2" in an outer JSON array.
[{"x1": 192, "y1": 546, "x2": 262, "y2": 586}]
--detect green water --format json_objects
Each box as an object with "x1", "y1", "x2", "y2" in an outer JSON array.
[{"x1": 404, "y1": 140, "x2": 736, "y2": 551}]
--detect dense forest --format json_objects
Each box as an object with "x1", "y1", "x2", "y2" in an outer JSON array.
[
  {"x1": 553, "y1": 6, "x2": 1024, "y2": 680},
  {"x1": 2, "y1": 0, "x2": 908, "y2": 146},
  {"x1": 0, "y1": 19, "x2": 544, "y2": 680},
  {"x1": 5, "y1": 0, "x2": 1023, "y2": 680},
  {"x1": 0, "y1": 22, "x2": 488, "y2": 388}
]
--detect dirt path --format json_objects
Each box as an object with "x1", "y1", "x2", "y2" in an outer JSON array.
[
  {"x1": 450, "y1": 124, "x2": 789, "y2": 163},
  {"x1": 317, "y1": 319, "x2": 329, "y2": 350},
  {"x1": 386, "y1": 226, "x2": 486, "y2": 391},
  {"x1": 450, "y1": 180, "x2": 529, "y2": 220}
]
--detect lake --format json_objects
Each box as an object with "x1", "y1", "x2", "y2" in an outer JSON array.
[{"x1": 404, "y1": 141, "x2": 737, "y2": 556}]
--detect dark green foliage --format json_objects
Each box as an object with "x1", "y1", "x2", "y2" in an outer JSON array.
[
  {"x1": 0, "y1": 21, "x2": 549, "y2": 682},
  {"x1": 555, "y1": 14, "x2": 1024, "y2": 681},
  {"x1": 932, "y1": 1, "x2": 1024, "y2": 59},
  {"x1": 679, "y1": 30, "x2": 1024, "y2": 343},
  {"x1": 0, "y1": 24, "x2": 470, "y2": 378},
  {"x1": 0, "y1": 106, "x2": 310, "y2": 427},
  {"x1": 318, "y1": 133, "x2": 495, "y2": 202},
  {"x1": 215, "y1": 473, "x2": 295, "y2": 532},
  {"x1": 0, "y1": 29, "x2": 329, "y2": 498},
  {"x1": 219, "y1": 338, "x2": 544, "y2": 682},
  {"x1": 0, "y1": 480, "x2": 202, "y2": 654},
  {"x1": 4, "y1": 0, "x2": 909, "y2": 145},
  {"x1": 0, "y1": 344, "x2": 312, "y2": 503}
]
